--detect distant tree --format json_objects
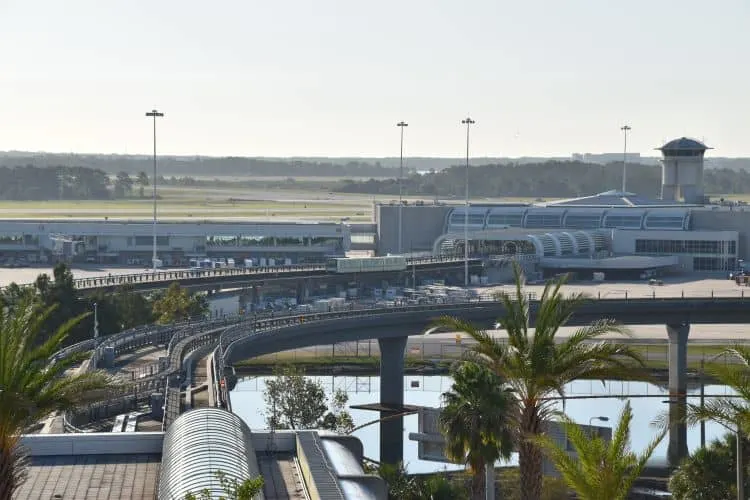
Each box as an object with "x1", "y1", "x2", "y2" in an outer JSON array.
[
  {"x1": 152, "y1": 283, "x2": 208, "y2": 324},
  {"x1": 670, "y1": 432, "x2": 750, "y2": 499},
  {"x1": 114, "y1": 171, "x2": 134, "y2": 198},
  {"x1": 34, "y1": 263, "x2": 89, "y2": 344},
  {"x1": 136, "y1": 171, "x2": 149, "y2": 198},
  {"x1": 264, "y1": 365, "x2": 354, "y2": 433},
  {"x1": 112, "y1": 284, "x2": 154, "y2": 329},
  {"x1": 184, "y1": 470, "x2": 264, "y2": 500},
  {"x1": 375, "y1": 462, "x2": 468, "y2": 500}
]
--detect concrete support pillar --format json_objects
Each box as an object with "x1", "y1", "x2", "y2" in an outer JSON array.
[
  {"x1": 102, "y1": 346, "x2": 115, "y2": 368},
  {"x1": 150, "y1": 393, "x2": 164, "y2": 420},
  {"x1": 296, "y1": 279, "x2": 309, "y2": 304},
  {"x1": 667, "y1": 322, "x2": 690, "y2": 468},
  {"x1": 379, "y1": 336, "x2": 407, "y2": 465}
]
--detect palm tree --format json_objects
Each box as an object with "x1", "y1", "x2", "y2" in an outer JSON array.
[
  {"x1": 533, "y1": 401, "x2": 664, "y2": 500},
  {"x1": 677, "y1": 345, "x2": 750, "y2": 499},
  {"x1": 0, "y1": 299, "x2": 116, "y2": 499},
  {"x1": 434, "y1": 263, "x2": 646, "y2": 500},
  {"x1": 440, "y1": 361, "x2": 516, "y2": 499},
  {"x1": 684, "y1": 345, "x2": 750, "y2": 433}
]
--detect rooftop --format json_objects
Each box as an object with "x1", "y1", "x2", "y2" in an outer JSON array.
[
  {"x1": 657, "y1": 137, "x2": 711, "y2": 152},
  {"x1": 16, "y1": 453, "x2": 160, "y2": 500},
  {"x1": 540, "y1": 190, "x2": 695, "y2": 208}
]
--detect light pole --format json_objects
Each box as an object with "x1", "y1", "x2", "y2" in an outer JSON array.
[
  {"x1": 146, "y1": 109, "x2": 164, "y2": 272},
  {"x1": 397, "y1": 121, "x2": 408, "y2": 255},
  {"x1": 589, "y1": 416, "x2": 609, "y2": 427},
  {"x1": 621, "y1": 125, "x2": 631, "y2": 193},
  {"x1": 461, "y1": 117, "x2": 475, "y2": 289}
]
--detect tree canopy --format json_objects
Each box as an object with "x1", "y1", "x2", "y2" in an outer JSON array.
[
  {"x1": 333, "y1": 161, "x2": 750, "y2": 197},
  {"x1": 263, "y1": 365, "x2": 354, "y2": 434},
  {"x1": 670, "y1": 432, "x2": 750, "y2": 499},
  {"x1": 152, "y1": 283, "x2": 209, "y2": 324}
]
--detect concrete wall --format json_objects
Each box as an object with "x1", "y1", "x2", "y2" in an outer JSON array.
[
  {"x1": 692, "y1": 209, "x2": 750, "y2": 260},
  {"x1": 376, "y1": 204, "x2": 451, "y2": 255},
  {"x1": 21, "y1": 432, "x2": 164, "y2": 456}
]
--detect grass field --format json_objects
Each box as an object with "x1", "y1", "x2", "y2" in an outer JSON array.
[{"x1": 0, "y1": 175, "x2": 541, "y2": 219}]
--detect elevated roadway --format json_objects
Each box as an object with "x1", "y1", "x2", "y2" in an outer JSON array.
[
  {"x1": 50, "y1": 286, "x2": 750, "y2": 489},
  {"x1": 215, "y1": 294, "x2": 750, "y2": 466}
]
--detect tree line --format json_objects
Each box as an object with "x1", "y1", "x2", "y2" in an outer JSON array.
[
  {"x1": 333, "y1": 161, "x2": 750, "y2": 198},
  {"x1": 0, "y1": 264, "x2": 209, "y2": 346},
  {"x1": 1, "y1": 154, "x2": 405, "y2": 178}
]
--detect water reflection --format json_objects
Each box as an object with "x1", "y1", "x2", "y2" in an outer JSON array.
[{"x1": 231, "y1": 375, "x2": 735, "y2": 474}]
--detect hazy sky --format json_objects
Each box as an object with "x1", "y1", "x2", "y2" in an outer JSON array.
[{"x1": 1, "y1": 0, "x2": 748, "y2": 158}]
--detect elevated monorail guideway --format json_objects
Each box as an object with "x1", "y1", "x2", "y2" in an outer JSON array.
[{"x1": 0, "y1": 255, "x2": 483, "y2": 294}]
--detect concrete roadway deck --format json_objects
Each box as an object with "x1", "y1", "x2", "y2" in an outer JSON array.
[{"x1": 257, "y1": 453, "x2": 308, "y2": 500}]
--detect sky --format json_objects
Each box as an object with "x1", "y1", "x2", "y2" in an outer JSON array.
[{"x1": 1, "y1": 0, "x2": 749, "y2": 158}]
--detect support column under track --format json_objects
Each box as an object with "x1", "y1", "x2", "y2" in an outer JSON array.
[
  {"x1": 378, "y1": 336, "x2": 407, "y2": 465},
  {"x1": 667, "y1": 322, "x2": 690, "y2": 468}
]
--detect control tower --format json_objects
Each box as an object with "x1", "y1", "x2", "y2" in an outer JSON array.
[{"x1": 657, "y1": 137, "x2": 710, "y2": 204}]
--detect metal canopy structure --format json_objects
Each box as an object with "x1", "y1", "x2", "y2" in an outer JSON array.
[{"x1": 158, "y1": 408, "x2": 261, "y2": 500}]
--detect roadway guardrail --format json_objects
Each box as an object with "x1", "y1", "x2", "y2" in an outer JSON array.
[{"x1": 7, "y1": 255, "x2": 476, "y2": 293}]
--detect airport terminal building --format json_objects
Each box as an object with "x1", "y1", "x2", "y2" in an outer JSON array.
[
  {"x1": 374, "y1": 138, "x2": 748, "y2": 278},
  {"x1": 0, "y1": 137, "x2": 748, "y2": 277},
  {"x1": 0, "y1": 219, "x2": 349, "y2": 266}
]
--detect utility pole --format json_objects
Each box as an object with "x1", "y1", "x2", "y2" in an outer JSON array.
[
  {"x1": 621, "y1": 125, "x2": 631, "y2": 193},
  {"x1": 146, "y1": 109, "x2": 165, "y2": 271},
  {"x1": 461, "y1": 117, "x2": 475, "y2": 288},
  {"x1": 397, "y1": 121, "x2": 408, "y2": 255}
]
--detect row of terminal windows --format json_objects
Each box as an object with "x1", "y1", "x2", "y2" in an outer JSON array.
[
  {"x1": 450, "y1": 214, "x2": 486, "y2": 225},
  {"x1": 449, "y1": 240, "x2": 537, "y2": 256},
  {"x1": 635, "y1": 239, "x2": 737, "y2": 255},
  {"x1": 487, "y1": 214, "x2": 524, "y2": 226},
  {"x1": 453, "y1": 213, "x2": 686, "y2": 230},
  {"x1": 564, "y1": 215, "x2": 602, "y2": 229},
  {"x1": 644, "y1": 216, "x2": 686, "y2": 228},
  {"x1": 603, "y1": 216, "x2": 642, "y2": 228},
  {"x1": 694, "y1": 257, "x2": 735, "y2": 271},
  {"x1": 130, "y1": 236, "x2": 170, "y2": 246},
  {"x1": 525, "y1": 214, "x2": 563, "y2": 229},
  {"x1": 126, "y1": 236, "x2": 342, "y2": 247}
]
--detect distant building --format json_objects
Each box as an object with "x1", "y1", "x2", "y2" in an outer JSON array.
[{"x1": 572, "y1": 152, "x2": 643, "y2": 164}]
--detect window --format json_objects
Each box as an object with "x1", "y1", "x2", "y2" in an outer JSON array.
[
  {"x1": 134, "y1": 236, "x2": 169, "y2": 246},
  {"x1": 487, "y1": 214, "x2": 524, "y2": 226},
  {"x1": 449, "y1": 213, "x2": 485, "y2": 225},
  {"x1": 644, "y1": 216, "x2": 685, "y2": 229},
  {"x1": 564, "y1": 215, "x2": 601, "y2": 229},
  {"x1": 604, "y1": 215, "x2": 642, "y2": 229},
  {"x1": 635, "y1": 239, "x2": 737, "y2": 255},
  {"x1": 525, "y1": 214, "x2": 563, "y2": 229}
]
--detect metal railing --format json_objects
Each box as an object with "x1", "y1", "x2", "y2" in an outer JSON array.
[{"x1": 5, "y1": 255, "x2": 477, "y2": 293}]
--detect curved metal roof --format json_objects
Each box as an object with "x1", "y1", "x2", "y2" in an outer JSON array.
[
  {"x1": 158, "y1": 408, "x2": 260, "y2": 500},
  {"x1": 658, "y1": 137, "x2": 710, "y2": 151}
]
